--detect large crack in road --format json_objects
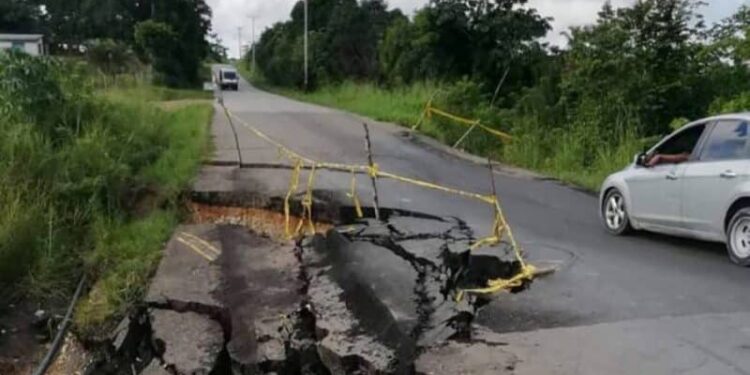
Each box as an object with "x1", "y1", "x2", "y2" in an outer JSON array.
[{"x1": 83, "y1": 177, "x2": 530, "y2": 375}]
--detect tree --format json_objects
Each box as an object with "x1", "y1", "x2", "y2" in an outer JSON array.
[
  {"x1": 131, "y1": 0, "x2": 211, "y2": 87},
  {"x1": 375, "y1": 0, "x2": 550, "y2": 89},
  {"x1": 85, "y1": 39, "x2": 138, "y2": 79},
  {"x1": 135, "y1": 20, "x2": 181, "y2": 86},
  {"x1": 560, "y1": 0, "x2": 715, "y2": 136},
  {"x1": 0, "y1": 0, "x2": 43, "y2": 33},
  {"x1": 207, "y1": 32, "x2": 228, "y2": 63},
  {"x1": 255, "y1": 0, "x2": 408, "y2": 87}
]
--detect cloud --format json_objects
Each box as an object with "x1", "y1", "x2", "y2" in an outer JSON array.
[{"x1": 208, "y1": 0, "x2": 745, "y2": 57}]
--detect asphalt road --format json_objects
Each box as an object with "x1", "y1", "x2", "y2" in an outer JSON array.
[{"x1": 212, "y1": 69, "x2": 750, "y2": 373}]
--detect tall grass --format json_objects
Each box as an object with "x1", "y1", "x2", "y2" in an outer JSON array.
[
  {"x1": 0, "y1": 52, "x2": 213, "y2": 336},
  {"x1": 285, "y1": 81, "x2": 436, "y2": 127}
]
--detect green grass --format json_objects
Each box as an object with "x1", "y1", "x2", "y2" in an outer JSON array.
[
  {"x1": 104, "y1": 83, "x2": 213, "y2": 103},
  {"x1": 286, "y1": 82, "x2": 434, "y2": 127},
  {"x1": 0, "y1": 58, "x2": 213, "y2": 337},
  {"x1": 75, "y1": 210, "x2": 177, "y2": 336},
  {"x1": 72, "y1": 96, "x2": 213, "y2": 336}
]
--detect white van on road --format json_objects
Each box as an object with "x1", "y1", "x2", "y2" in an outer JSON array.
[{"x1": 216, "y1": 67, "x2": 239, "y2": 91}]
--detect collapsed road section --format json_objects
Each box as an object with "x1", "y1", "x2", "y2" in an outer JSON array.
[
  {"x1": 83, "y1": 103, "x2": 538, "y2": 374},
  {"x1": 85, "y1": 176, "x2": 532, "y2": 374}
]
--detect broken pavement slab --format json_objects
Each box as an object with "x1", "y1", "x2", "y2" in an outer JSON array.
[
  {"x1": 145, "y1": 224, "x2": 224, "y2": 316},
  {"x1": 149, "y1": 309, "x2": 225, "y2": 375},
  {"x1": 308, "y1": 272, "x2": 399, "y2": 374},
  {"x1": 215, "y1": 225, "x2": 303, "y2": 373}
]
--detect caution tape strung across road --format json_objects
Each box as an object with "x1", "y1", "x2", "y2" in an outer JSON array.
[{"x1": 223, "y1": 106, "x2": 535, "y2": 299}]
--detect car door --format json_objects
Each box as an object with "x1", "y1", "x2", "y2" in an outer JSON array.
[
  {"x1": 682, "y1": 119, "x2": 750, "y2": 237},
  {"x1": 626, "y1": 123, "x2": 708, "y2": 229}
]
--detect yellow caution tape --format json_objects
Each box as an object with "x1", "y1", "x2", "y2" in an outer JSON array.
[
  {"x1": 427, "y1": 106, "x2": 478, "y2": 127},
  {"x1": 425, "y1": 106, "x2": 513, "y2": 142},
  {"x1": 347, "y1": 169, "x2": 364, "y2": 219},
  {"x1": 224, "y1": 108, "x2": 533, "y2": 298},
  {"x1": 284, "y1": 158, "x2": 302, "y2": 238}
]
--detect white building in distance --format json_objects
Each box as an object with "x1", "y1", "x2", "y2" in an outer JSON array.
[{"x1": 0, "y1": 34, "x2": 45, "y2": 56}]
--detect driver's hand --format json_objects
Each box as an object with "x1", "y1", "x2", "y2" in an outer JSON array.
[{"x1": 646, "y1": 154, "x2": 660, "y2": 167}]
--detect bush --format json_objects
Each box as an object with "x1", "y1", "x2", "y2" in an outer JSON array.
[
  {"x1": 428, "y1": 78, "x2": 506, "y2": 156},
  {"x1": 85, "y1": 39, "x2": 140, "y2": 81}
]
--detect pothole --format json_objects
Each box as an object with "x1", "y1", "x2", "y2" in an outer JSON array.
[{"x1": 188, "y1": 202, "x2": 333, "y2": 241}]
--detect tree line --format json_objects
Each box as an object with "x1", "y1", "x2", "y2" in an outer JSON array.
[
  {"x1": 1, "y1": 0, "x2": 221, "y2": 87},
  {"x1": 250, "y1": 0, "x2": 750, "y2": 186}
]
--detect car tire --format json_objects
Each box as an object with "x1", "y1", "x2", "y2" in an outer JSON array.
[
  {"x1": 601, "y1": 189, "x2": 632, "y2": 235},
  {"x1": 726, "y1": 208, "x2": 750, "y2": 266}
]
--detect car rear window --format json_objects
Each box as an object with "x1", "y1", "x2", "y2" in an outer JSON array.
[
  {"x1": 223, "y1": 71, "x2": 237, "y2": 80},
  {"x1": 700, "y1": 120, "x2": 750, "y2": 161}
]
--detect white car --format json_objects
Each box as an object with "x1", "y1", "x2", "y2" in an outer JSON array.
[{"x1": 600, "y1": 114, "x2": 750, "y2": 265}]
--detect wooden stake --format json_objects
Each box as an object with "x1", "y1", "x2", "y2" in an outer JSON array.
[
  {"x1": 363, "y1": 123, "x2": 381, "y2": 221},
  {"x1": 487, "y1": 157, "x2": 498, "y2": 198}
]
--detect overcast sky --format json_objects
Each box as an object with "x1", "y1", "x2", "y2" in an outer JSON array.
[{"x1": 207, "y1": 0, "x2": 749, "y2": 58}]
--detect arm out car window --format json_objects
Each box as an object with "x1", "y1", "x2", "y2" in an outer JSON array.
[{"x1": 656, "y1": 124, "x2": 706, "y2": 156}]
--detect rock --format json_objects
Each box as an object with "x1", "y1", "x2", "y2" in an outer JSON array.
[
  {"x1": 33, "y1": 310, "x2": 48, "y2": 324},
  {"x1": 149, "y1": 309, "x2": 224, "y2": 375},
  {"x1": 140, "y1": 360, "x2": 171, "y2": 375},
  {"x1": 110, "y1": 317, "x2": 130, "y2": 352}
]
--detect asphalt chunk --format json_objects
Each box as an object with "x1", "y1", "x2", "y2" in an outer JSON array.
[
  {"x1": 149, "y1": 309, "x2": 224, "y2": 375},
  {"x1": 215, "y1": 226, "x2": 302, "y2": 373},
  {"x1": 145, "y1": 224, "x2": 224, "y2": 316}
]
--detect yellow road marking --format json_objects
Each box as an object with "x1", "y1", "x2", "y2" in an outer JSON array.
[
  {"x1": 180, "y1": 232, "x2": 221, "y2": 256},
  {"x1": 176, "y1": 236, "x2": 216, "y2": 262}
]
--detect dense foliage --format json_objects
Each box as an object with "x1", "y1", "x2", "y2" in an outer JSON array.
[
  {"x1": 0, "y1": 0, "x2": 213, "y2": 87},
  {"x1": 252, "y1": 0, "x2": 750, "y2": 189}
]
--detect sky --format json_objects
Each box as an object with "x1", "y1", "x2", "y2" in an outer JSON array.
[{"x1": 207, "y1": 0, "x2": 749, "y2": 58}]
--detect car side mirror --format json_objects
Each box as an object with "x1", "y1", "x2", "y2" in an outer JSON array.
[{"x1": 634, "y1": 152, "x2": 647, "y2": 167}]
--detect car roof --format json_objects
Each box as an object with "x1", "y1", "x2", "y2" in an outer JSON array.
[
  {"x1": 690, "y1": 113, "x2": 750, "y2": 125},
  {"x1": 219, "y1": 67, "x2": 237, "y2": 72}
]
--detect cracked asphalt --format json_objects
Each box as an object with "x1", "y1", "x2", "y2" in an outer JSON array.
[{"x1": 210, "y1": 67, "x2": 750, "y2": 374}]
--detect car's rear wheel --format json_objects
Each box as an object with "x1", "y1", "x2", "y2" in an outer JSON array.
[
  {"x1": 727, "y1": 208, "x2": 750, "y2": 266},
  {"x1": 602, "y1": 189, "x2": 631, "y2": 235}
]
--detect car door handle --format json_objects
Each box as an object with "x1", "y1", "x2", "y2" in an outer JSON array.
[
  {"x1": 666, "y1": 173, "x2": 679, "y2": 180},
  {"x1": 720, "y1": 170, "x2": 738, "y2": 179}
]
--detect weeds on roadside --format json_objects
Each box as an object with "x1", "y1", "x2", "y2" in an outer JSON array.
[{"x1": 0, "y1": 51, "x2": 212, "y2": 336}]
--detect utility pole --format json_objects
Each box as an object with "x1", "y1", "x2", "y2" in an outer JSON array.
[
  {"x1": 303, "y1": 0, "x2": 309, "y2": 90},
  {"x1": 248, "y1": 15, "x2": 256, "y2": 76},
  {"x1": 237, "y1": 27, "x2": 243, "y2": 61}
]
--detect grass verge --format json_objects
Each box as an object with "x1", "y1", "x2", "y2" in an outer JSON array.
[
  {"x1": 73, "y1": 98, "x2": 213, "y2": 337},
  {"x1": 0, "y1": 53, "x2": 213, "y2": 339}
]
